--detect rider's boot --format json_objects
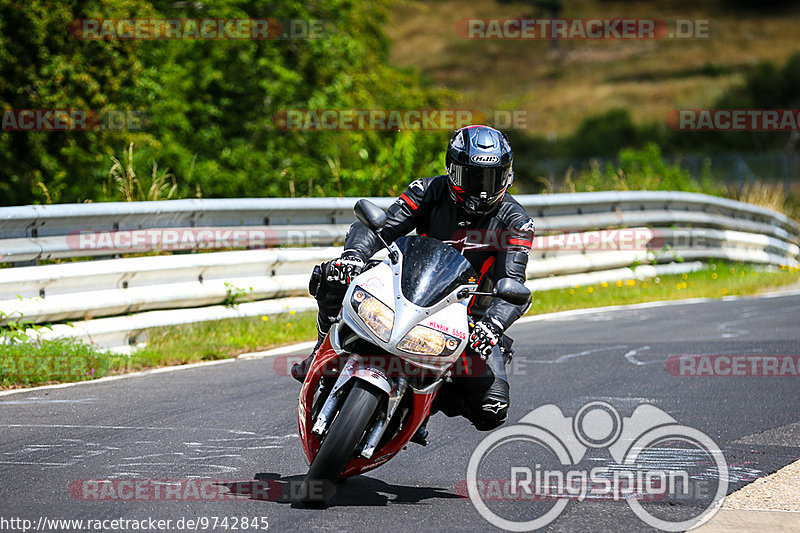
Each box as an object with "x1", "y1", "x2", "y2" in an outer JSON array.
[
  {"x1": 292, "y1": 267, "x2": 346, "y2": 383},
  {"x1": 473, "y1": 344, "x2": 510, "y2": 431},
  {"x1": 410, "y1": 414, "x2": 430, "y2": 446},
  {"x1": 291, "y1": 314, "x2": 330, "y2": 383}
]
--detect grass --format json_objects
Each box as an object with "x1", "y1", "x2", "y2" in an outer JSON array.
[
  {"x1": 1, "y1": 261, "x2": 798, "y2": 388},
  {"x1": 388, "y1": 0, "x2": 800, "y2": 136},
  {"x1": 539, "y1": 143, "x2": 800, "y2": 218},
  {"x1": 126, "y1": 310, "x2": 317, "y2": 370},
  {"x1": 728, "y1": 181, "x2": 799, "y2": 221},
  {"x1": 526, "y1": 261, "x2": 800, "y2": 315},
  {"x1": 0, "y1": 310, "x2": 317, "y2": 389},
  {"x1": 0, "y1": 338, "x2": 114, "y2": 388}
]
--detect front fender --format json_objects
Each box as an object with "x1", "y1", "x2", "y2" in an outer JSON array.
[{"x1": 352, "y1": 366, "x2": 392, "y2": 395}]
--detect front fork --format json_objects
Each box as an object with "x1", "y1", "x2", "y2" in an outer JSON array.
[
  {"x1": 361, "y1": 376, "x2": 407, "y2": 459},
  {"x1": 310, "y1": 354, "x2": 409, "y2": 459}
]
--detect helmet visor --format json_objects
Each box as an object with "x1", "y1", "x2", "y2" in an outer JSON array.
[{"x1": 449, "y1": 163, "x2": 510, "y2": 198}]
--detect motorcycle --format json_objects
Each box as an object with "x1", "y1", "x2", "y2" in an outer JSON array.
[{"x1": 297, "y1": 199, "x2": 530, "y2": 504}]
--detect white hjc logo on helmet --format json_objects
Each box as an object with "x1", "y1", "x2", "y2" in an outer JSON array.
[{"x1": 470, "y1": 154, "x2": 500, "y2": 164}]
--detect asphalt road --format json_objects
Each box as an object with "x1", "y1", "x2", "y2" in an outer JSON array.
[{"x1": 1, "y1": 292, "x2": 799, "y2": 532}]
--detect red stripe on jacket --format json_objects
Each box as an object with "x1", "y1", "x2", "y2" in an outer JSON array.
[
  {"x1": 400, "y1": 193, "x2": 418, "y2": 210},
  {"x1": 508, "y1": 238, "x2": 532, "y2": 248},
  {"x1": 468, "y1": 256, "x2": 496, "y2": 315}
]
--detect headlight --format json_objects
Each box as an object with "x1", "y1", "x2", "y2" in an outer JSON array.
[
  {"x1": 397, "y1": 325, "x2": 449, "y2": 356},
  {"x1": 352, "y1": 287, "x2": 393, "y2": 342}
]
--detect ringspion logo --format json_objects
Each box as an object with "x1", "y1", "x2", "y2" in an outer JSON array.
[{"x1": 466, "y1": 401, "x2": 728, "y2": 531}]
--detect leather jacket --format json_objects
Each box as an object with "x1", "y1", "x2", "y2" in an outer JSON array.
[{"x1": 343, "y1": 175, "x2": 534, "y2": 330}]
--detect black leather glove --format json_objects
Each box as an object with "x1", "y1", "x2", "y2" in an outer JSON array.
[
  {"x1": 469, "y1": 319, "x2": 503, "y2": 360},
  {"x1": 326, "y1": 253, "x2": 365, "y2": 286}
]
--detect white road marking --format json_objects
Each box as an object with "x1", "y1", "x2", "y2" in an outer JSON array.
[
  {"x1": 237, "y1": 341, "x2": 317, "y2": 359},
  {"x1": 757, "y1": 288, "x2": 800, "y2": 299},
  {"x1": 513, "y1": 289, "x2": 800, "y2": 327},
  {"x1": 0, "y1": 397, "x2": 98, "y2": 405},
  {"x1": 119, "y1": 454, "x2": 244, "y2": 462},
  {"x1": 204, "y1": 434, "x2": 295, "y2": 441},
  {"x1": 0, "y1": 461, "x2": 71, "y2": 466},
  {"x1": 532, "y1": 345, "x2": 628, "y2": 364},
  {"x1": 2, "y1": 423, "x2": 258, "y2": 434},
  {"x1": 108, "y1": 462, "x2": 241, "y2": 473},
  {"x1": 623, "y1": 346, "x2": 652, "y2": 366},
  {"x1": 577, "y1": 396, "x2": 655, "y2": 404},
  {"x1": 0, "y1": 429, "x2": 291, "y2": 471},
  {"x1": 0, "y1": 358, "x2": 236, "y2": 398},
  {"x1": 514, "y1": 298, "x2": 714, "y2": 325}
]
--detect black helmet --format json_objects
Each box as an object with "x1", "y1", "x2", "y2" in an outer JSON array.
[{"x1": 446, "y1": 125, "x2": 513, "y2": 214}]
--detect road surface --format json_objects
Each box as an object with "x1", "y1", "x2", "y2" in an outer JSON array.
[{"x1": 2, "y1": 292, "x2": 799, "y2": 531}]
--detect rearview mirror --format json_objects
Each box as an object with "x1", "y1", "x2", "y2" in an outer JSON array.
[
  {"x1": 494, "y1": 278, "x2": 531, "y2": 306},
  {"x1": 354, "y1": 199, "x2": 388, "y2": 231}
]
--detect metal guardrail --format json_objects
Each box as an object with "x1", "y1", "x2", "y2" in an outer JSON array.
[
  {"x1": 1, "y1": 191, "x2": 798, "y2": 351},
  {"x1": 0, "y1": 248, "x2": 339, "y2": 324},
  {"x1": 1, "y1": 191, "x2": 797, "y2": 263}
]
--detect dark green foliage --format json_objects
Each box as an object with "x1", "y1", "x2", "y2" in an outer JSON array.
[
  {"x1": 0, "y1": 0, "x2": 449, "y2": 205},
  {"x1": 717, "y1": 52, "x2": 800, "y2": 110},
  {"x1": 568, "y1": 108, "x2": 642, "y2": 158},
  {"x1": 3, "y1": 0, "x2": 798, "y2": 207}
]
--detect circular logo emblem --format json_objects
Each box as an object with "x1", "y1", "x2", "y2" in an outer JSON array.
[{"x1": 466, "y1": 402, "x2": 728, "y2": 531}]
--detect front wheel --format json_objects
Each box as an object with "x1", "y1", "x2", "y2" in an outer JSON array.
[{"x1": 300, "y1": 380, "x2": 381, "y2": 505}]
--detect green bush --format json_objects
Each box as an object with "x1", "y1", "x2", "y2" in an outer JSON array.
[
  {"x1": 0, "y1": 0, "x2": 450, "y2": 206},
  {"x1": 559, "y1": 143, "x2": 720, "y2": 194},
  {"x1": 568, "y1": 108, "x2": 642, "y2": 159}
]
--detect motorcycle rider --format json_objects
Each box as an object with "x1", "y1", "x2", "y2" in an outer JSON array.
[{"x1": 292, "y1": 124, "x2": 534, "y2": 431}]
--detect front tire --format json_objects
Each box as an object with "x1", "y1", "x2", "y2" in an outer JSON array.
[{"x1": 300, "y1": 380, "x2": 381, "y2": 505}]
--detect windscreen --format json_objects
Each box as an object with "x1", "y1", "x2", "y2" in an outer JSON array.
[{"x1": 396, "y1": 236, "x2": 478, "y2": 307}]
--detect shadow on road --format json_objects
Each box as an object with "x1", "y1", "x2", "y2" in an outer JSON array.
[{"x1": 220, "y1": 472, "x2": 463, "y2": 508}]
